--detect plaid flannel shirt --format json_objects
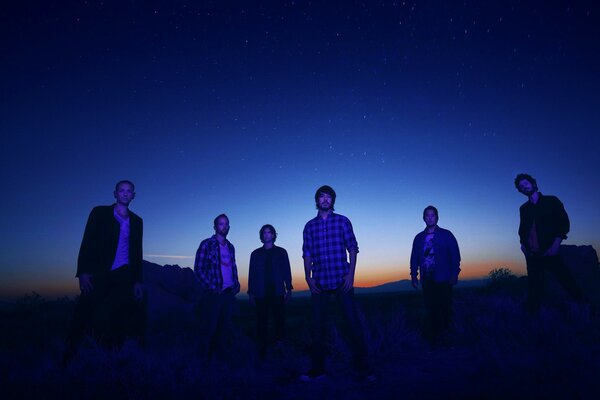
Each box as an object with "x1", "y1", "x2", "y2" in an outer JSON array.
[
  {"x1": 302, "y1": 212, "x2": 359, "y2": 290},
  {"x1": 194, "y1": 235, "x2": 240, "y2": 293}
]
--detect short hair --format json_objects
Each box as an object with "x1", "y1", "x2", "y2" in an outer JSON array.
[
  {"x1": 514, "y1": 173, "x2": 538, "y2": 192},
  {"x1": 213, "y1": 213, "x2": 229, "y2": 228},
  {"x1": 259, "y1": 224, "x2": 277, "y2": 243},
  {"x1": 314, "y1": 185, "x2": 336, "y2": 210},
  {"x1": 423, "y1": 205, "x2": 439, "y2": 219},
  {"x1": 115, "y1": 180, "x2": 135, "y2": 191}
]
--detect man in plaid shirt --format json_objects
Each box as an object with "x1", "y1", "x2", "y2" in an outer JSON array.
[
  {"x1": 194, "y1": 213, "x2": 240, "y2": 361},
  {"x1": 301, "y1": 185, "x2": 372, "y2": 381}
]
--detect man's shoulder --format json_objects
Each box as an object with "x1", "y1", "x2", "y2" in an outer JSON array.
[
  {"x1": 413, "y1": 230, "x2": 426, "y2": 240},
  {"x1": 90, "y1": 204, "x2": 113, "y2": 214},
  {"x1": 436, "y1": 226, "x2": 453, "y2": 235},
  {"x1": 273, "y1": 245, "x2": 288, "y2": 254},
  {"x1": 304, "y1": 215, "x2": 320, "y2": 228},
  {"x1": 333, "y1": 212, "x2": 350, "y2": 220},
  {"x1": 86, "y1": 205, "x2": 115, "y2": 223},
  {"x1": 200, "y1": 236, "x2": 217, "y2": 247},
  {"x1": 541, "y1": 194, "x2": 562, "y2": 203},
  {"x1": 129, "y1": 209, "x2": 143, "y2": 222},
  {"x1": 436, "y1": 227, "x2": 458, "y2": 241}
]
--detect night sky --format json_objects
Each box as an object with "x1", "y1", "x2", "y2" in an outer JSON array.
[{"x1": 1, "y1": 1, "x2": 599, "y2": 299}]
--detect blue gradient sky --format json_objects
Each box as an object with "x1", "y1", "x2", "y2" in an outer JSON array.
[{"x1": 1, "y1": 1, "x2": 599, "y2": 299}]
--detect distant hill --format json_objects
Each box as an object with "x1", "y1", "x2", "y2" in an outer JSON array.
[
  {"x1": 142, "y1": 261, "x2": 489, "y2": 304},
  {"x1": 288, "y1": 278, "x2": 489, "y2": 298},
  {"x1": 144, "y1": 244, "x2": 600, "y2": 306}
]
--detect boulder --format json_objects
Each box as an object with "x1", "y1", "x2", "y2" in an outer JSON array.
[{"x1": 559, "y1": 245, "x2": 600, "y2": 306}]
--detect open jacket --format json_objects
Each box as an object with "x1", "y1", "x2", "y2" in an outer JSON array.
[
  {"x1": 410, "y1": 226, "x2": 461, "y2": 283},
  {"x1": 77, "y1": 205, "x2": 143, "y2": 283},
  {"x1": 518, "y1": 193, "x2": 569, "y2": 254},
  {"x1": 248, "y1": 245, "x2": 293, "y2": 298},
  {"x1": 194, "y1": 235, "x2": 240, "y2": 294}
]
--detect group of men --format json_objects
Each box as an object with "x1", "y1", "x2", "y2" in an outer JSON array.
[{"x1": 63, "y1": 175, "x2": 583, "y2": 381}]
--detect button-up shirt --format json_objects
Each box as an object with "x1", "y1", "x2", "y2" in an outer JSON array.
[
  {"x1": 194, "y1": 235, "x2": 240, "y2": 293},
  {"x1": 302, "y1": 211, "x2": 359, "y2": 290}
]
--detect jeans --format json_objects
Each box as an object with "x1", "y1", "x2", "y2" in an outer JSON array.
[
  {"x1": 421, "y1": 277, "x2": 453, "y2": 341},
  {"x1": 197, "y1": 288, "x2": 235, "y2": 360},
  {"x1": 310, "y1": 287, "x2": 368, "y2": 372},
  {"x1": 255, "y1": 295, "x2": 285, "y2": 358},
  {"x1": 65, "y1": 265, "x2": 144, "y2": 352}
]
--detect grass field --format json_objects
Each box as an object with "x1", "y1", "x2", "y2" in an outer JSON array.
[{"x1": 1, "y1": 282, "x2": 599, "y2": 399}]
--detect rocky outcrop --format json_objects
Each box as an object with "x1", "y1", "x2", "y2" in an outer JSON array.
[
  {"x1": 142, "y1": 261, "x2": 203, "y2": 317},
  {"x1": 560, "y1": 245, "x2": 600, "y2": 306}
]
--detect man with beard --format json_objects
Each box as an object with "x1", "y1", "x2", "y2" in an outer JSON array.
[
  {"x1": 301, "y1": 185, "x2": 372, "y2": 381},
  {"x1": 63, "y1": 180, "x2": 144, "y2": 366},
  {"x1": 515, "y1": 173, "x2": 581, "y2": 313},
  {"x1": 410, "y1": 205, "x2": 461, "y2": 345},
  {"x1": 194, "y1": 214, "x2": 240, "y2": 360}
]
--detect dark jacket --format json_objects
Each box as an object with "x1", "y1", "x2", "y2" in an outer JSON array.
[
  {"x1": 518, "y1": 193, "x2": 569, "y2": 254},
  {"x1": 248, "y1": 245, "x2": 293, "y2": 298},
  {"x1": 410, "y1": 226, "x2": 461, "y2": 283},
  {"x1": 77, "y1": 205, "x2": 143, "y2": 283},
  {"x1": 194, "y1": 235, "x2": 240, "y2": 294}
]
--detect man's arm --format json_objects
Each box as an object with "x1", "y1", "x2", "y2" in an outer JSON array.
[
  {"x1": 77, "y1": 207, "x2": 101, "y2": 278},
  {"x1": 248, "y1": 250, "x2": 256, "y2": 296},
  {"x1": 448, "y1": 231, "x2": 461, "y2": 286},
  {"x1": 409, "y1": 235, "x2": 420, "y2": 289},
  {"x1": 342, "y1": 250, "x2": 357, "y2": 292},
  {"x1": 545, "y1": 197, "x2": 569, "y2": 256},
  {"x1": 230, "y1": 243, "x2": 240, "y2": 294},
  {"x1": 342, "y1": 217, "x2": 359, "y2": 292},
  {"x1": 518, "y1": 205, "x2": 526, "y2": 248},
  {"x1": 133, "y1": 218, "x2": 144, "y2": 301},
  {"x1": 194, "y1": 241, "x2": 213, "y2": 291},
  {"x1": 304, "y1": 256, "x2": 320, "y2": 294},
  {"x1": 282, "y1": 249, "x2": 293, "y2": 293},
  {"x1": 77, "y1": 207, "x2": 101, "y2": 293},
  {"x1": 303, "y1": 224, "x2": 320, "y2": 294}
]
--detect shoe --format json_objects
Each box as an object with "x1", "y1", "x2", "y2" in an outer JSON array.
[
  {"x1": 356, "y1": 368, "x2": 376, "y2": 383},
  {"x1": 299, "y1": 368, "x2": 326, "y2": 382},
  {"x1": 61, "y1": 347, "x2": 76, "y2": 368},
  {"x1": 360, "y1": 372, "x2": 377, "y2": 383}
]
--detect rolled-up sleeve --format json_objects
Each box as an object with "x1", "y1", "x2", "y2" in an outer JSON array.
[
  {"x1": 302, "y1": 224, "x2": 313, "y2": 259},
  {"x1": 343, "y1": 218, "x2": 359, "y2": 254}
]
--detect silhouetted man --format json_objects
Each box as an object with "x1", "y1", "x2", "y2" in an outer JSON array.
[
  {"x1": 248, "y1": 224, "x2": 293, "y2": 360},
  {"x1": 63, "y1": 180, "x2": 144, "y2": 365},
  {"x1": 301, "y1": 185, "x2": 371, "y2": 381},
  {"x1": 410, "y1": 205, "x2": 461, "y2": 345},
  {"x1": 515, "y1": 173, "x2": 581, "y2": 312},
  {"x1": 194, "y1": 214, "x2": 240, "y2": 361}
]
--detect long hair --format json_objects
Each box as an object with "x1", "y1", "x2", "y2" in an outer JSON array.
[{"x1": 259, "y1": 224, "x2": 277, "y2": 243}]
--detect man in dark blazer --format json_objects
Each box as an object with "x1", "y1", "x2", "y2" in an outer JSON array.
[
  {"x1": 63, "y1": 180, "x2": 144, "y2": 365},
  {"x1": 248, "y1": 224, "x2": 293, "y2": 360},
  {"x1": 515, "y1": 173, "x2": 581, "y2": 313}
]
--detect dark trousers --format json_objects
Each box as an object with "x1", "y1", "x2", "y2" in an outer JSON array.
[
  {"x1": 310, "y1": 288, "x2": 368, "y2": 373},
  {"x1": 65, "y1": 265, "x2": 143, "y2": 352},
  {"x1": 197, "y1": 289, "x2": 235, "y2": 360},
  {"x1": 255, "y1": 295, "x2": 285, "y2": 358},
  {"x1": 421, "y1": 278, "x2": 453, "y2": 341},
  {"x1": 526, "y1": 254, "x2": 583, "y2": 313}
]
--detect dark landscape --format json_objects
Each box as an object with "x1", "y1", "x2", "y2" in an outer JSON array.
[{"x1": 2, "y1": 247, "x2": 600, "y2": 400}]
